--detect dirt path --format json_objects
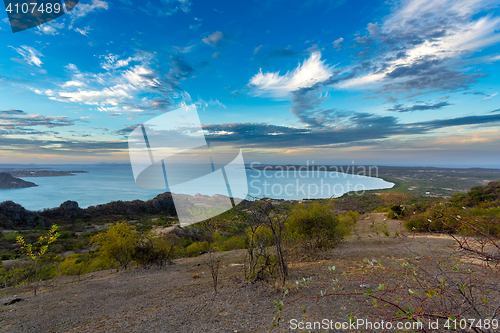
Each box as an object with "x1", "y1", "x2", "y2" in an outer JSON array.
[{"x1": 0, "y1": 214, "x2": 459, "y2": 333}]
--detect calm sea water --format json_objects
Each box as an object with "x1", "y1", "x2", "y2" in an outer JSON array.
[{"x1": 0, "y1": 164, "x2": 393, "y2": 211}]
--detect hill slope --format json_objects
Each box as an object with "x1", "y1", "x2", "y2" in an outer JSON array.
[{"x1": 0, "y1": 173, "x2": 37, "y2": 189}]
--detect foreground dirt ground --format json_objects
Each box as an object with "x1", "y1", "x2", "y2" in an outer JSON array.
[{"x1": 0, "y1": 214, "x2": 459, "y2": 332}]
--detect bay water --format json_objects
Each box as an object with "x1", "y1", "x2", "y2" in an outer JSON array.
[{"x1": 0, "y1": 164, "x2": 394, "y2": 211}]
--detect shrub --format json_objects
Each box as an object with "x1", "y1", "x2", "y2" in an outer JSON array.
[
  {"x1": 286, "y1": 201, "x2": 354, "y2": 254},
  {"x1": 0, "y1": 264, "x2": 34, "y2": 288},
  {"x1": 90, "y1": 222, "x2": 138, "y2": 270},
  {"x1": 248, "y1": 225, "x2": 273, "y2": 248},
  {"x1": 4, "y1": 232, "x2": 18, "y2": 243},
  {"x1": 387, "y1": 204, "x2": 405, "y2": 219},
  {"x1": 0, "y1": 249, "x2": 16, "y2": 260},
  {"x1": 60, "y1": 254, "x2": 88, "y2": 277},
  {"x1": 185, "y1": 241, "x2": 210, "y2": 257},
  {"x1": 58, "y1": 230, "x2": 73, "y2": 239},
  {"x1": 404, "y1": 205, "x2": 467, "y2": 233},
  {"x1": 133, "y1": 232, "x2": 175, "y2": 267},
  {"x1": 217, "y1": 234, "x2": 247, "y2": 251}
]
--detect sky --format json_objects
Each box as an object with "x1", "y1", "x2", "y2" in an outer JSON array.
[{"x1": 1, "y1": 0, "x2": 500, "y2": 167}]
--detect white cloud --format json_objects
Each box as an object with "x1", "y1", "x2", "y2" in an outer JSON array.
[
  {"x1": 249, "y1": 52, "x2": 333, "y2": 97},
  {"x1": 55, "y1": 65, "x2": 159, "y2": 106},
  {"x1": 202, "y1": 31, "x2": 224, "y2": 46},
  {"x1": 333, "y1": 37, "x2": 343, "y2": 49},
  {"x1": 195, "y1": 98, "x2": 226, "y2": 110},
  {"x1": 41, "y1": 26, "x2": 57, "y2": 34},
  {"x1": 75, "y1": 27, "x2": 89, "y2": 36},
  {"x1": 36, "y1": 21, "x2": 64, "y2": 35},
  {"x1": 122, "y1": 65, "x2": 160, "y2": 87},
  {"x1": 488, "y1": 55, "x2": 500, "y2": 62},
  {"x1": 38, "y1": 52, "x2": 189, "y2": 112},
  {"x1": 59, "y1": 87, "x2": 131, "y2": 105},
  {"x1": 62, "y1": 80, "x2": 86, "y2": 87},
  {"x1": 340, "y1": 0, "x2": 500, "y2": 89},
  {"x1": 69, "y1": 0, "x2": 108, "y2": 22},
  {"x1": 23, "y1": 50, "x2": 193, "y2": 114},
  {"x1": 99, "y1": 53, "x2": 148, "y2": 71},
  {"x1": 10, "y1": 45, "x2": 43, "y2": 67},
  {"x1": 254, "y1": 45, "x2": 263, "y2": 56},
  {"x1": 173, "y1": 45, "x2": 196, "y2": 53},
  {"x1": 481, "y1": 92, "x2": 498, "y2": 100},
  {"x1": 383, "y1": 0, "x2": 491, "y2": 29},
  {"x1": 65, "y1": 63, "x2": 79, "y2": 72}
]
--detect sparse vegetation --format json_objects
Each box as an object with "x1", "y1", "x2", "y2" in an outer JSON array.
[
  {"x1": 16, "y1": 224, "x2": 59, "y2": 296},
  {"x1": 2, "y1": 182, "x2": 500, "y2": 333}
]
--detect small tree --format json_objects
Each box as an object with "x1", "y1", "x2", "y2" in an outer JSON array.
[
  {"x1": 236, "y1": 198, "x2": 289, "y2": 286},
  {"x1": 204, "y1": 251, "x2": 225, "y2": 295},
  {"x1": 16, "y1": 224, "x2": 59, "y2": 296},
  {"x1": 90, "y1": 222, "x2": 138, "y2": 270}
]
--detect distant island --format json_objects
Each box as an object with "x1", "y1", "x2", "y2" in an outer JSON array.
[
  {"x1": 0, "y1": 169, "x2": 87, "y2": 177},
  {"x1": 0, "y1": 169, "x2": 87, "y2": 189},
  {"x1": 0, "y1": 173, "x2": 38, "y2": 189}
]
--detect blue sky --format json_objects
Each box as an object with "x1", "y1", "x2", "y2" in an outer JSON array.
[{"x1": 1, "y1": 0, "x2": 500, "y2": 166}]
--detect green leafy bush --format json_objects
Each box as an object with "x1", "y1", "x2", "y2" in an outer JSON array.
[
  {"x1": 286, "y1": 201, "x2": 354, "y2": 253},
  {"x1": 60, "y1": 254, "x2": 89, "y2": 277},
  {"x1": 404, "y1": 182, "x2": 500, "y2": 236},
  {"x1": 90, "y1": 222, "x2": 138, "y2": 270},
  {"x1": 216, "y1": 234, "x2": 247, "y2": 251},
  {"x1": 185, "y1": 241, "x2": 210, "y2": 257},
  {"x1": 133, "y1": 232, "x2": 175, "y2": 267},
  {"x1": 4, "y1": 232, "x2": 18, "y2": 243},
  {"x1": 247, "y1": 225, "x2": 273, "y2": 248}
]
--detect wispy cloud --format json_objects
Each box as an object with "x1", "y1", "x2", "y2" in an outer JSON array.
[
  {"x1": 0, "y1": 136, "x2": 127, "y2": 156},
  {"x1": 0, "y1": 109, "x2": 26, "y2": 115},
  {"x1": 9, "y1": 45, "x2": 43, "y2": 67},
  {"x1": 68, "y1": 0, "x2": 109, "y2": 23},
  {"x1": 35, "y1": 52, "x2": 195, "y2": 112},
  {"x1": 140, "y1": 0, "x2": 191, "y2": 17},
  {"x1": 388, "y1": 101, "x2": 452, "y2": 112},
  {"x1": 338, "y1": 0, "x2": 500, "y2": 96},
  {"x1": 100, "y1": 53, "x2": 145, "y2": 71},
  {"x1": 333, "y1": 37, "x2": 343, "y2": 49},
  {"x1": 202, "y1": 31, "x2": 224, "y2": 46},
  {"x1": 481, "y1": 92, "x2": 498, "y2": 100},
  {"x1": 203, "y1": 112, "x2": 500, "y2": 149},
  {"x1": 254, "y1": 45, "x2": 263, "y2": 56},
  {"x1": 173, "y1": 45, "x2": 196, "y2": 53},
  {"x1": 62, "y1": 80, "x2": 86, "y2": 88},
  {"x1": 0, "y1": 109, "x2": 74, "y2": 136},
  {"x1": 36, "y1": 22, "x2": 64, "y2": 35},
  {"x1": 247, "y1": 0, "x2": 500, "y2": 128},
  {"x1": 249, "y1": 52, "x2": 333, "y2": 97}
]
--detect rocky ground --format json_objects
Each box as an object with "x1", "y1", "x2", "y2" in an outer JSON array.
[{"x1": 0, "y1": 214, "x2": 460, "y2": 332}]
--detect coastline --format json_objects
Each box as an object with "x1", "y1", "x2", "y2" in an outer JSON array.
[{"x1": 0, "y1": 170, "x2": 88, "y2": 177}]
